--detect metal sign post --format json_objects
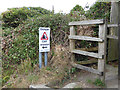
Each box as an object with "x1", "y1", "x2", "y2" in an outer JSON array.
[{"x1": 39, "y1": 27, "x2": 50, "y2": 68}]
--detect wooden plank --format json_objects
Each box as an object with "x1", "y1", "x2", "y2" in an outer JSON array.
[
  {"x1": 77, "y1": 47, "x2": 98, "y2": 52},
  {"x1": 70, "y1": 26, "x2": 75, "y2": 63},
  {"x1": 69, "y1": 35, "x2": 103, "y2": 42},
  {"x1": 69, "y1": 19, "x2": 104, "y2": 26},
  {"x1": 107, "y1": 35, "x2": 118, "y2": 39},
  {"x1": 71, "y1": 63, "x2": 102, "y2": 75},
  {"x1": 77, "y1": 58, "x2": 117, "y2": 65},
  {"x1": 77, "y1": 59, "x2": 98, "y2": 65},
  {"x1": 107, "y1": 24, "x2": 119, "y2": 28},
  {"x1": 71, "y1": 49, "x2": 102, "y2": 59}
]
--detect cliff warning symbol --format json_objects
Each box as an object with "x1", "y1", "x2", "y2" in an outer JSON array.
[{"x1": 41, "y1": 32, "x2": 48, "y2": 40}]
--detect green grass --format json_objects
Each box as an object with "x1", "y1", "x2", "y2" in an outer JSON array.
[
  {"x1": 87, "y1": 78, "x2": 105, "y2": 87},
  {"x1": 93, "y1": 78, "x2": 105, "y2": 87},
  {"x1": 27, "y1": 74, "x2": 39, "y2": 83}
]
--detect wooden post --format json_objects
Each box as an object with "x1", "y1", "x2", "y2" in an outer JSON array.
[
  {"x1": 118, "y1": 1, "x2": 120, "y2": 80},
  {"x1": 108, "y1": 2, "x2": 120, "y2": 61},
  {"x1": 118, "y1": 18, "x2": 120, "y2": 80},
  {"x1": 70, "y1": 26, "x2": 75, "y2": 63},
  {"x1": 98, "y1": 22, "x2": 107, "y2": 83}
]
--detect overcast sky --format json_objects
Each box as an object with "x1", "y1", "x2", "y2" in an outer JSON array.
[{"x1": 0, "y1": 0, "x2": 97, "y2": 14}]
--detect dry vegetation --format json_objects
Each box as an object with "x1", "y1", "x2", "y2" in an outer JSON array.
[{"x1": 2, "y1": 45, "x2": 72, "y2": 88}]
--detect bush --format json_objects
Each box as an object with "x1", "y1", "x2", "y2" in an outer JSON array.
[
  {"x1": 85, "y1": 2, "x2": 111, "y2": 21},
  {"x1": 70, "y1": 5, "x2": 85, "y2": 16},
  {"x1": 1, "y1": 7, "x2": 51, "y2": 28},
  {"x1": 2, "y1": 13, "x2": 82, "y2": 69}
]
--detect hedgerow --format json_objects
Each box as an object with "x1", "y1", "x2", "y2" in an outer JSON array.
[
  {"x1": 2, "y1": 13, "x2": 84, "y2": 70},
  {"x1": 85, "y1": 2, "x2": 111, "y2": 21},
  {"x1": 1, "y1": 7, "x2": 51, "y2": 28}
]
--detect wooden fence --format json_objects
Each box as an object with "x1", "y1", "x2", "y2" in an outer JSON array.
[{"x1": 68, "y1": 19, "x2": 119, "y2": 82}]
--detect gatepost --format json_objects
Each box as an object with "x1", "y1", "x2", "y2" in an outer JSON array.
[{"x1": 39, "y1": 27, "x2": 50, "y2": 68}]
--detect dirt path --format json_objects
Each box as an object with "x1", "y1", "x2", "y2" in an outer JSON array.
[
  {"x1": 30, "y1": 64, "x2": 118, "y2": 89},
  {"x1": 68, "y1": 64, "x2": 118, "y2": 88}
]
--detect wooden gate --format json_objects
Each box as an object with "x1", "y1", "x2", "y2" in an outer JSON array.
[{"x1": 68, "y1": 19, "x2": 107, "y2": 82}]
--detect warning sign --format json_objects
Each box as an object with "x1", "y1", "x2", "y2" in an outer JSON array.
[
  {"x1": 39, "y1": 27, "x2": 50, "y2": 52},
  {"x1": 41, "y1": 32, "x2": 48, "y2": 40}
]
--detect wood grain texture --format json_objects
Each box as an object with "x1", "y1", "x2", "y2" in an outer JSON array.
[
  {"x1": 107, "y1": 35, "x2": 118, "y2": 39},
  {"x1": 107, "y1": 24, "x2": 119, "y2": 27},
  {"x1": 71, "y1": 63, "x2": 102, "y2": 75},
  {"x1": 69, "y1": 35, "x2": 103, "y2": 42},
  {"x1": 69, "y1": 19, "x2": 104, "y2": 26},
  {"x1": 71, "y1": 49, "x2": 102, "y2": 59},
  {"x1": 70, "y1": 26, "x2": 75, "y2": 63}
]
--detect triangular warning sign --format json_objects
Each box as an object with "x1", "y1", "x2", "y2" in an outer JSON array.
[{"x1": 41, "y1": 32, "x2": 48, "y2": 40}]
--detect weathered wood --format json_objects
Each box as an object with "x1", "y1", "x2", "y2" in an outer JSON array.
[
  {"x1": 70, "y1": 26, "x2": 75, "y2": 63},
  {"x1": 108, "y1": 2, "x2": 119, "y2": 61},
  {"x1": 98, "y1": 24, "x2": 107, "y2": 60},
  {"x1": 77, "y1": 58, "x2": 118, "y2": 65},
  {"x1": 68, "y1": 19, "x2": 107, "y2": 82},
  {"x1": 107, "y1": 35, "x2": 118, "y2": 40},
  {"x1": 77, "y1": 47, "x2": 98, "y2": 52},
  {"x1": 107, "y1": 24, "x2": 119, "y2": 28},
  {"x1": 69, "y1": 35, "x2": 103, "y2": 42},
  {"x1": 71, "y1": 63, "x2": 102, "y2": 75},
  {"x1": 98, "y1": 23, "x2": 107, "y2": 82},
  {"x1": 118, "y1": 1, "x2": 120, "y2": 80},
  {"x1": 77, "y1": 59, "x2": 98, "y2": 65},
  {"x1": 71, "y1": 49, "x2": 102, "y2": 59},
  {"x1": 69, "y1": 19, "x2": 104, "y2": 26}
]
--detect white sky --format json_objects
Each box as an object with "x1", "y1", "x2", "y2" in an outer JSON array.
[{"x1": 0, "y1": 0, "x2": 97, "y2": 14}]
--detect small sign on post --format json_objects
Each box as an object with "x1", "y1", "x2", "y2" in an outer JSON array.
[{"x1": 39, "y1": 27, "x2": 50, "y2": 68}]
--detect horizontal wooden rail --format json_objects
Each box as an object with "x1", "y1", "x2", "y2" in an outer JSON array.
[
  {"x1": 71, "y1": 49, "x2": 103, "y2": 59},
  {"x1": 69, "y1": 19, "x2": 104, "y2": 26},
  {"x1": 107, "y1": 35, "x2": 118, "y2": 39},
  {"x1": 69, "y1": 35, "x2": 103, "y2": 42},
  {"x1": 77, "y1": 47, "x2": 98, "y2": 52},
  {"x1": 107, "y1": 24, "x2": 119, "y2": 28},
  {"x1": 71, "y1": 63, "x2": 102, "y2": 75},
  {"x1": 77, "y1": 59, "x2": 98, "y2": 65}
]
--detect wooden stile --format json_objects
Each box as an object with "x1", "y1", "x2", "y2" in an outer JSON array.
[{"x1": 69, "y1": 19, "x2": 107, "y2": 83}]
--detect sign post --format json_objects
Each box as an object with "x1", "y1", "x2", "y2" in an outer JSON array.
[{"x1": 39, "y1": 27, "x2": 50, "y2": 68}]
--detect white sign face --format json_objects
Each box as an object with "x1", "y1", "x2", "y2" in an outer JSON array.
[
  {"x1": 39, "y1": 27, "x2": 50, "y2": 52},
  {"x1": 39, "y1": 44, "x2": 50, "y2": 52}
]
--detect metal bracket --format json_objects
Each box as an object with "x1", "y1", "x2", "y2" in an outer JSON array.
[{"x1": 102, "y1": 55, "x2": 104, "y2": 59}]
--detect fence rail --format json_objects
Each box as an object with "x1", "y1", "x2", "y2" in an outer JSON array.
[
  {"x1": 69, "y1": 35, "x2": 103, "y2": 42},
  {"x1": 71, "y1": 49, "x2": 102, "y2": 59},
  {"x1": 69, "y1": 19, "x2": 104, "y2": 26}
]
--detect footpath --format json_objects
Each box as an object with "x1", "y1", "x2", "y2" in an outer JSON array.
[{"x1": 29, "y1": 65, "x2": 118, "y2": 89}]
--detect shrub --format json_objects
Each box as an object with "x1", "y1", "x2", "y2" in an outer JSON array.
[
  {"x1": 2, "y1": 13, "x2": 82, "y2": 69},
  {"x1": 70, "y1": 5, "x2": 85, "y2": 16},
  {"x1": 1, "y1": 7, "x2": 51, "y2": 28},
  {"x1": 85, "y1": 2, "x2": 111, "y2": 21}
]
